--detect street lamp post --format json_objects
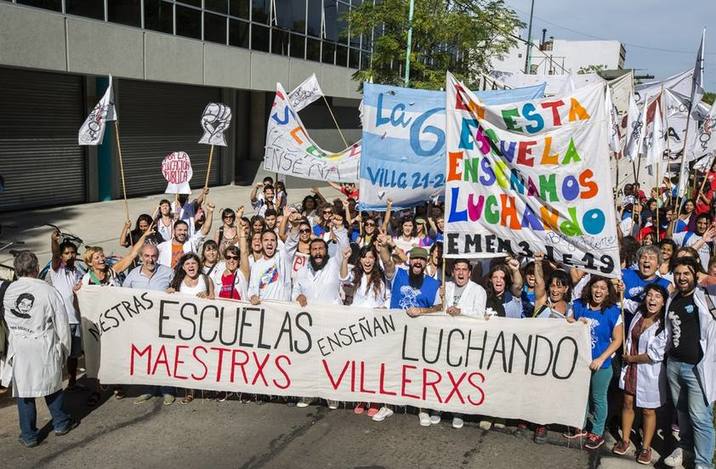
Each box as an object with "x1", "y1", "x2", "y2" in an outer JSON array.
[
  {"x1": 523, "y1": 0, "x2": 535, "y2": 74},
  {"x1": 404, "y1": 0, "x2": 415, "y2": 86}
]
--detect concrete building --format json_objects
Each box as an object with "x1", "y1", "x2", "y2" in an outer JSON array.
[
  {"x1": 492, "y1": 33, "x2": 625, "y2": 76},
  {"x1": 0, "y1": 0, "x2": 368, "y2": 211}
]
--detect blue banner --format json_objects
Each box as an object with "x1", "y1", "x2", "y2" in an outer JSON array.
[{"x1": 358, "y1": 82, "x2": 546, "y2": 211}]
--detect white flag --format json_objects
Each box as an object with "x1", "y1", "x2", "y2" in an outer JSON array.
[
  {"x1": 605, "y1": 85, "x2": 621, "y2": 152},
  {"x1": 689, "y1": 100, "x2": 716, "y2": 160},
  {"x1": 625, "y1": 93, "x2": 647, "y2": 161},
  {"x1": 645, "y1": 94, "x2": 665, "y2": 168},
  {"x1": 78, "y1": 76, "x2": 117, "y2": 146},
  {"x1": 689, "y1": 29, "x2": 706, "y2": 118},
  {"x1": 289, "y1": 74, "x2": 324, "y2": 112}
]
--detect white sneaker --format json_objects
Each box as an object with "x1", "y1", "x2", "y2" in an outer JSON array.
[
  {"x1": 296, "y1": 397, "x2": 313, "y2": 408},
  {"x1": 452, "y1": 417, "x2": 464, "y2": 429},
  {"x1": 419, "y1": 412, "x2": 431, "y2": 427},
  {"x1": 493, "y1": 419, "x2": 506, "y2": 429},
  {"x1": 479, "y1": 420, "x2": 492, "y2": 430},
  {"x1": 372, "y1": 406, "x2": 394, "y2": 422},
  {"x1": 663, "y1": 448, "x2": 682, "y2": 467},
  {"x1": 430, "y1": 413, "x2": 441, "y2": 425},
  {"x1": 327, "y1": 400, "x2": 339, "y2": 410}
]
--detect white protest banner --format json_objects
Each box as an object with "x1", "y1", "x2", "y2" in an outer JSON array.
[
  {"x1": 635, "y1": 69, "x2": 693, "y2": 106},
  {"x1": 492, "y1": 70, "x2": 605, "y2": 97},
  {"x1": 79, "y1": 75, "x2": 117, "y2": 145},
  {"x1": 605, "y1": 85, "x2": 621, "y2": 153},
  {"x1": 264, "y1": 83, "x2": 360, "y2": 183},
  {"x1": 444, "y1": 73, "x2": 620, "y2": 277},
  {"x1": 625, "y1": 93, "x2": 648, "y2": 162},
  {"x1": 162, "y1": 151, "x2": 193, "y2": 194},
  {"x1": 77, "y1": 286, "x2": 591, "y2": 427},
  {"x1": 198, "y1": 103, "x2": 232, "y2": 146},
  {"x1": 289, "y1": 74, "x2": 324, "y2": 112},
  {"x1": 644, "y1": 93, "x2": 666, "y2": 168}
]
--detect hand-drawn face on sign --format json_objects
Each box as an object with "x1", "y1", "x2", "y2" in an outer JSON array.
[
  {"x1": 10, "y1": 293, "x2": 34, "y2": 319},
  {"x1": 198, "y1": 103, "x2": 232, "y2": 147},
  {"x1": 162, "y1": 151, "x2": 193, "y2": 194}
]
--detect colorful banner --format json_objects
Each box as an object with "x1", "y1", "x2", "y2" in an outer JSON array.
[
  {"x1": 359, "y1": 83, "x2": 546, "y2": 211},
  {"x1": 444, "y1": 73, "x2": 620, "y2": 278},
  {"x1": 491, "y1": 70, "x2": 605, "y2": 97},
  {"x1": 77, "y1": 286, "x2": 591, "y2": 427},
  {"x1": 264, "y1": 83, "x2": 360, "y2": 183}
]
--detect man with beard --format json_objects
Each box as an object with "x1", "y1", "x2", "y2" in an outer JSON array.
[
  {"x1": 668, "y1": 212, "x2": 716, "y2": 271},
  {"x1": 662, "y1": 257, "x2": 716, "y2": 469},
  {"x1": 157, "y1": 205, "x2": 214, "y2": 268},
  {"x1": 379, "y1": 242, "x2": 441, "y2": 316},
  {"x1": 292, "y1": 230, "x2": 349, "y2": 306},
  {"x1": 48, "y1": 229, "x2": 83, "y2": 391},
  {"x1": 122, "y1": 243, "x2": 176, "y2": 405}
]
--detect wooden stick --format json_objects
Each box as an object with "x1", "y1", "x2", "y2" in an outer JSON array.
[
  {"x1": 113, "y1": 121, "x2": 133, "y2": 247},
  {"x1": 204, "y1": 144, "x2": 215, "y2": 190},
  {"x1": 620, "y1": 288, "x2": 626, "y2": 350},
  {"x1": 321, "y1": 95, "x2": 348, "y2": 147},
  {"x1": 656, "y1": 159, "x2": 660, "y2": 240}
]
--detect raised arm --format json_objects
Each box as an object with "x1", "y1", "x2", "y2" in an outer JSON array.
[
  {"x1": 340, "y1": 246, "x2": 351, "y2": 280},
  {"x1": 278, "y1": 205, "x2": 291, "y2": 242},
  {"x1": 51, "y1": 229, "x2": 62, "y2": 271},
  {"x1": 506, "y1": 257, "x2": 523, "y2": 297},
  {"x1": 200, "y1": 203, "x2": 215, "y2": 237},
  {"x1": 239, "y1": 224, "x2": 250, "y2": 281},
  {"x1": 195, "y1": 187, "x2": 209, "y2": 208},
  {"x1": 310, "y1": 187, "x2": 327, "y2": 205},
  {"x1": 376, "y1": 231, "x2": 395, "y2": 280},
  {"x1": 119, "y1": 220, "x2": 132, "y2": 248},
  {"x1": 533, "y1": 252, "x2": 547, "y2": 311},
  {"x1": 250, "y1": 182, "x2": 262, "y2": 204},
  {"x1": 382, "y1": 199, "x2": 393, "y2": 233},
  {"x1": 112, "y1": 227, "x2": 155, "y2": 273}
]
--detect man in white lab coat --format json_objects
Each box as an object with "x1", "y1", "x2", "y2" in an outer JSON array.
[{"x1": 1, "y1": 251, "x2": 78, "y2": 447}]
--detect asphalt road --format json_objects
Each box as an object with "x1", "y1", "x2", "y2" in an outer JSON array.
[{"x1": 0, "y1": 388, "x2": 597, "y2": 469}]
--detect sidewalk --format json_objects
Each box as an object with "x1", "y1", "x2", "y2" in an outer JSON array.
[{"x1": 0, "y1": 182, "x2": 336, "y2": 268}]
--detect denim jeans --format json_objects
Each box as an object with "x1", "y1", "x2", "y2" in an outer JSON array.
[
  {"x1": 140, "y1": 385, "x2": 175, "y2": 397},
  {"x1": 667, "y1": 359, "x2": 715, "y2": 468},
  {"x1": 586, "y1": 367, "x2": 613, "y2": 436},
  {"x1": 17, "y1": 390, "x2": 71, "y2": 444}
]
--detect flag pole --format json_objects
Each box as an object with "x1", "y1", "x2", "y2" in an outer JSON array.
[
  {"x1": 204, "y1": 144, "x2": 215, "y2": 191},
  {"x1": 113, "y1": 122, "x2": 131, "y2": 224},
  {"x1": 321, "y1": 95, "x2": 348, "y2": 147}
]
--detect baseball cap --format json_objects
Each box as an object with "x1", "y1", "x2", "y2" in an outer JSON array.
[{"x1": 409, "y1": 247, "x2": 429, "y2": 260}]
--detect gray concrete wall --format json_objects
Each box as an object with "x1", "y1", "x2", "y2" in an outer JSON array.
[{"x1": 0, "y1": 2, "x2": 361, "y2": 100}]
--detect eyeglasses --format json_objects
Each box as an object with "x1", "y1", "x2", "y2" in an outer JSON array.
[{"x1": 225, "y1": 256, "x2": 239, "y2": 260}]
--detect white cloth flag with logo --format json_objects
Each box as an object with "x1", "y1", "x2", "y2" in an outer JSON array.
[
  {"x1": 289, "y1": 74, "x2": 324, "y2": 112},
  {"x1": 78, "y1": 76, "x2": 117, "y2": 145},
  {"x1": 645, "y1": 94, "x2": 665, "y2": 168},
  {"x1": 606, "y1": 85, "x2": 621, "y2": 153},
  {"x1": 689, "y1": 30, "x2": 706, "y2": 118},
  {"x1": 625, "y1": 93, "x2": 647, "y2": 161}
]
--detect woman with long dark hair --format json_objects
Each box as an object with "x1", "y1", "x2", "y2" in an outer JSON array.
[
  {"x1": 120, "y1": 214, "x2": 158, "y2": 248},
  {"x1": 564, "y1": 276, "x2": 624, "y2": 450},
  {"x1": 155, "y1": 199, "x2": 174, "y2": 242},
  {"x1": 613, "y1": 284, "x2": 668, "y2": 464},
  {"x1": 484, "y1": 260, "x2": 523, "y2": 318},
  {"x1": 201, "y1": 240, "x2": 220, "y2": 276},
  {"x1": 214, "y1": 207, "x2": 241, "y2": 258}
]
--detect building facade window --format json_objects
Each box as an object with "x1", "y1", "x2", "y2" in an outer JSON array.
[{"x1": 8, "y1": 0, "x2": 369, "y2": 69}]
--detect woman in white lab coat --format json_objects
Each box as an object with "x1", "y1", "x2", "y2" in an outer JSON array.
[{"x1": 613, "y1": 284, "x2": 668, "y2": 465}]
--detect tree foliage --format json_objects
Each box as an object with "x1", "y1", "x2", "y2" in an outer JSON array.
[{"x1": 347, "y1": 0, "x2": 523, "y2": 89}]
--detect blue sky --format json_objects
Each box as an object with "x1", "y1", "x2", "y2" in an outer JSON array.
[{"x1": 504, "y1": 0, "x2": 716, "y2": 91}]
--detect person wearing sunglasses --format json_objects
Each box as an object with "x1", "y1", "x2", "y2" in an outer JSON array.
[
  {"x1": 312, "y1": 204, "x2": 335, "y2": 240},
  {"x1": 215, "y1": 207, "x2": 243, "y2": 259},
  {"x1": 209, "y1": 233, "x2": 250, "y2": 301}
]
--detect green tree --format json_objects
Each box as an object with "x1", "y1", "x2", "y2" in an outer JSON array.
[
  {"x1": 347, "y1": 0, "x2": 523, "y2": 89},
  {"x1": 577, "y1": 64, "x2": 606, "y2": 74},
  {"x1": 704, "y1": 92, "x2": 715, "y2": 105}
]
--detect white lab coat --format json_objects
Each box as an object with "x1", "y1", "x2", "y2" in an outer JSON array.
[
  {"x1": 665, "y1": 287, "x2": 716, "y2": 404},
  {"x1": 618, "y1": 311, "x2": 668, "y2": 408},
  {"x1": 444, "y1": 281, "x2": 489, "y2": 319},
  {"x1": 1, "y1": 277, "x2": 71, "y2": 397}
]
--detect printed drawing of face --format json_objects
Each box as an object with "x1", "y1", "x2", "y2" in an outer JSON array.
[
  {"x1": 199, "y1": 103, "x2": 232, "y2": 146},
  {"x1": 10, "y1": 293, "x2": 35, "y2": 319}
]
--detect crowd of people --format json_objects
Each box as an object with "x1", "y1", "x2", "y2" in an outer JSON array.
[{"x1": 1, "y1": 172, "x2": 715, "y2": 469}]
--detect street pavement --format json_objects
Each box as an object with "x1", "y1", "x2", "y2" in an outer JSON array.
[{"x1": 0, "y1": 388, "x2": 597, "y2": 469}]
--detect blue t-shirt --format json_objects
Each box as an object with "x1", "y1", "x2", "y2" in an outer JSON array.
[
  {"x1": 389, "y1": 268, "x2": 440, "y2": 310},
  {"x1": 521, "y1": 285, "x2": 536, "y2": 317},
  {"x1": 622, "y1": 268, "x2": 671, "y2": 303},
  {"x1": 571, "y1": 299, "x2": 622, "y2": 369},
  {"x1": 313, "y1": 224, "x2": 327, "y2": 237}
]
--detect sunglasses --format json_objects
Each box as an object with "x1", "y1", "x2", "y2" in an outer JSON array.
[
  {"x1": 225, "y1": 256, "x2": 239, "y2": 260},
  {"x1": 223, "y1": 216, "x2": 235, "y2": 220},
  {"x1": 365, "y1": 222, "x2": 376, "y2": 226},
  {"x1": 323, "y1": 210, "x2": 333, "y2": 215},
  {"x1": 299, "y1": 228, "x2": 311, "y2": 233}
]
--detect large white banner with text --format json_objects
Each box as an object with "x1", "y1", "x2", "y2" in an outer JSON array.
[{"x1": 78, "y1": 286, "x2": 591, "y2": 427}]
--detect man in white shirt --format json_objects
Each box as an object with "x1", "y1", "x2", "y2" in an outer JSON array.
[
  {"x1": 172, "y1": 188, "x2": 208, "y2": 236},
  {"x1": 157, "y1": 204, "x2": 214, "y2": 268},
  {"x1": 669, "y1": 213, "x2": 715, "y2": 271},
  {"x1": 249, "y1": 220, "x2": 299, "y2": 304},
  {"x1": 444, "y1": 259, "x2": 488, "y2": 319},
  {"x1": 48, "y1": 230, "x2": 83, "y2": 390},
  {"x1": 292, "y1": 229, "x2": 350, "y2": 306}
]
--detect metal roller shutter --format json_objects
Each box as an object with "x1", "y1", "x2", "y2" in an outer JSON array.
[
  {"x1": 118, "y1": 80, "x2": 222, "y2": 197},
  {"x1": 0, "y1": 68, "x2": 85, "y2": 211}
]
